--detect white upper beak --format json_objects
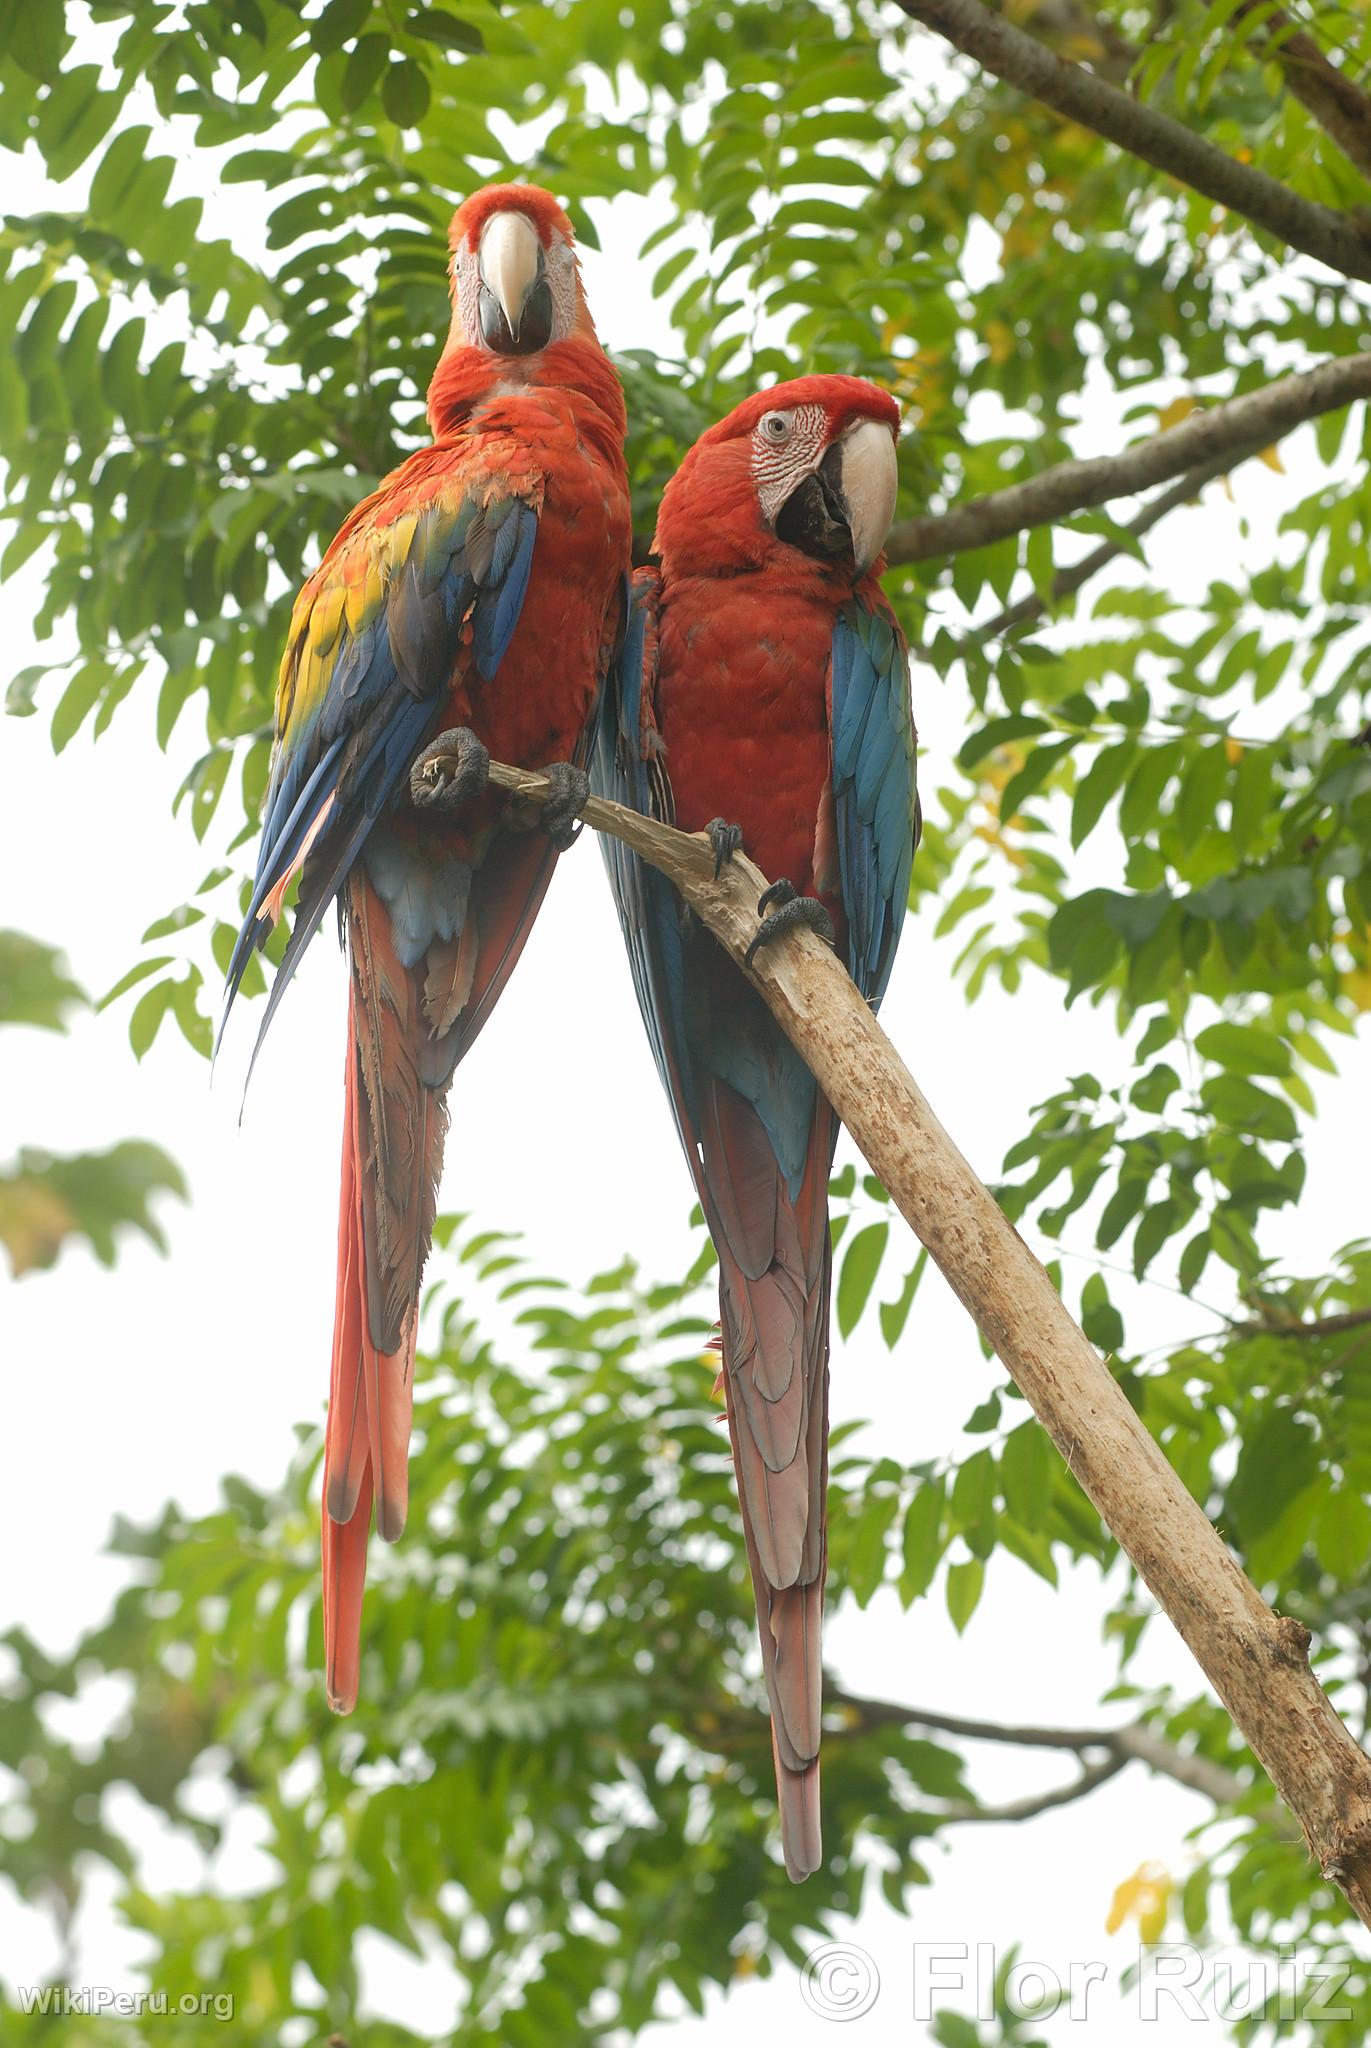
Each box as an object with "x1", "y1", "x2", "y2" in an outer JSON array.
[
  {"x1": 478, "y1": 211, "x2": 542, "y2": 342},
  {"x1": 835, "y1": 418, "x2": 899, "y2": 576}
]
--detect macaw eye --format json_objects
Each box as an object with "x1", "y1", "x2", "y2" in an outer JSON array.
[{"x1": 760, "y1": 410, "x2": 793, "y2": 442}]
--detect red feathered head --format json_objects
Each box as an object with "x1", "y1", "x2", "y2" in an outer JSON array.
[
  {"x1": 443, "y1": 183, "x2": 597, "y2": 361},
  {"x1": 654, "y1": 375, "x2": 901, "y2": 580}
]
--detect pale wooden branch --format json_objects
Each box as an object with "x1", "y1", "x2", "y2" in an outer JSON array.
[
  {"x1": 473, "y1": 751, "x2": 1371, "y2": 1927},
  {"x1": 893, "y1": 0, "x2": 1371, "y2": 280},
  {"x1": 886, "y1": 353, "x2": 1371, "y2": 566}
]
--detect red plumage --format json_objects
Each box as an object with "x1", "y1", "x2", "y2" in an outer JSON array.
[
  {"x1": 601, "y1": 374, "x2": 914, "y2": 1877},
  {"x1": 229, "y1": 185, "x2": 631, "y2": 1710}
]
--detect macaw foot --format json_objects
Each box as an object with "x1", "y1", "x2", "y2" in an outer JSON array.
[
  {"x1": 535, "y1": 761, "x2": 590, "y2": 851},
  {"x1": 410, "y1": 727, "x2": 490, "y2": 814},
  {"x1": 705, "y1": 818, "x2": 743, "y2": 877},
  {"x1": 743, "y1": 878, "x2": 836, "y2": 969}
]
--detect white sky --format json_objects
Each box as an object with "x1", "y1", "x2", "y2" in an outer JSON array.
[{"x1": 2, "y1": 28, "x2": 1369, "y2": 2047}]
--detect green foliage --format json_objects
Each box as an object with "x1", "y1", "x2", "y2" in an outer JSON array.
[
  {"x1": 2, "y1": 0, "x2": 1371, "y2": 2038},
  {"x1": 0, "y1": 1137, "x2": 185, "y2": 1275},
  {"x1": 0, "y1": 1227, "x2": 956, "y2": 2040},
  {"x1": 0, "y1": 930, "x2": 185, "y2": 1271},
  {"x1": 4, "y1": 1220, "x2": 1360, "y2": 2043},
  {"x1": 0, "y1": 928, "x2": 85, "y2": 1029}
]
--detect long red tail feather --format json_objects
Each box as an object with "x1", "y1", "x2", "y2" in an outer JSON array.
[
  {"x1": 704, "y1": 1081, "x2": 836, "y2": 1882},
  {"x1": 319, "y1": 843, "x2": 565, "y2": 1711},
  {"x1": 321, "y1": 878, "x2": 446, "y2": 1709}
]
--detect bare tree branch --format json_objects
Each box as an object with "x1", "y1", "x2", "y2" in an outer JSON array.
[
  {"x1": 458, "y1": 752, "x2": 1371, "y2": 1927},
  {"x1": 1014, "y1": 0, "x2": 1136, "y2": 86},
  {"x1": 966, "y1": 450, "x2": 1243, "y2": 643},
  {"x1": 831, "y1": 1691, "x2": 1113, "y2": 1750},
  {"x1": 893, "y1": 0, "x2": 1371, "y2": 281},
  {"x1": 885, "y1": 352, "x2": 1371, "y2": 565},
  {"x1": 1240, "y1": 3, "x2": 1371, "y2": 186},
  {"x1": 1232, "y1": 1305, "x2": 1371, "y2": 1343},
  {"x1": 830, "y1": 1688, "x2": 1262, "y2": 1808},
  {"x1": 934, "y1": 1753, "x2": 1127, "y2": 1824}
]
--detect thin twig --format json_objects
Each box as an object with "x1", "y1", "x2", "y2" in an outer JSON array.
[
  {"x1": 1230, "y1": 1305, "x2": 1371, "y2": 1342},
  {"x1": 966, "y1": 449, "x2": 1247, "y2": 644},
  {"x1": 933, "y1": 1753, "x2": 1127, "y2": 1824},
  {"x1": 830, "y1": 1689, "x2": 1262, "y2": 1809},
  {"x1": 894, "y1": 0, "x2": 1371, "y2": 280}
]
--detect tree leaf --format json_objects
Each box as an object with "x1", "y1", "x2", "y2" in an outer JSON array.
[
  {"x1": 836, "y1": 1220, "x2": 888, "y2": 1338},
  {"x1": 945, "y1": 1557, "x2": 985, "y2": 1634}
]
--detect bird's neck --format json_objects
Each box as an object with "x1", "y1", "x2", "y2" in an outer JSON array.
[{"x1": 426, "y1": 341, "x2": 626, "y2": 460}]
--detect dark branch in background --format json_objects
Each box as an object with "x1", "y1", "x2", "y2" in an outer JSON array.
[
  {"x1": 894, "y1": 0, "x2": 1371, "y2": 280},
  {"x1": 967, "y1": 450, "x2": 1242, "y2": 643},
  {"x1": 1231, "y1": 1305, "x2": 1371, "y2": 1343},
  {"x1": 1238, "y1": 2, "x2": 1371, "y2": 186},
  {"x1": 885, "y1": 351, "x2": 1371, "y2": 565},
  {"x1": 940, "y1": 1754, "x2": 1127, "y2": 1824},
  {"x1": 1009, "y1": 0, "x2": 1371, "y2": 185},
  {"x1": 627, "y1": 360, "x2": 1371, "y2": 570},
  {"x1": 830, "y1": 1689, "x2": 1266, "y2": 1812},
  {"x1": 1017, "y1": 0, "x2": 1135, "y2": 86}
]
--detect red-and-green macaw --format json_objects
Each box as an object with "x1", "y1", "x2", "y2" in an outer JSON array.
[
  {"x1": 594, "y1": 375, "x2": 917, "y2": 1879},
  {"x1": 222, "y1": 184, "x2": 631, "y2": 1713}
]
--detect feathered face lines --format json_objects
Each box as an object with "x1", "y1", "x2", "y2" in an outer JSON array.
[
  {"x1": 750, "y1": 402, "x2": 831, "y2": 528},
  {"x1": 752, "y1": 398, "x2": 900, "y2": 577},
  {"x1": 652, "y1": 377, "x2": 900, "y2": 580}
]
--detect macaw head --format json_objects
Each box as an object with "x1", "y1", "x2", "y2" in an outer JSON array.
[
  {"x1": 654, "y1": 375, "x2": 901, "y2": 581},
  {"x1": 445, "y1": 183, "x2": 596, "y2": 360}
]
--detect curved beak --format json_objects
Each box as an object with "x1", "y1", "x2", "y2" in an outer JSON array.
[
  {"x1": 478, "y1": 211, "x2": 546, "y2": 348},
  {"x1": 823, "y1": 417, "x2": 899, "y2": 576}
]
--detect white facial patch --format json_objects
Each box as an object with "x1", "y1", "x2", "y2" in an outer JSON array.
[
  {"x1": 450, "y1": 216, "x2": 579, "y2": 354},
  {"x1": 750, "y1": 401, "x2": 830, "y2": 525}
]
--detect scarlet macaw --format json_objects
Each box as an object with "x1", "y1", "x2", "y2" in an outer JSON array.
[
  {"x1": 222, "y1": 185, "x2": 631, "y2": 1712},
  {"x1": 594, "y1": 375, "x2": 917, "y2": 1879}
]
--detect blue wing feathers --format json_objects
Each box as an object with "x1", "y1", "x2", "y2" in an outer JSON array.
[
  {"x1": 220, "y1": 485, "x2": 538, "y2": 1055},
  {"x1": 831, "y1": 599, "x2": 916, "y2": 1007},
  {"x1": 597, "y1": 581, "x2": 915, "y2": 1205},
  {"x1": 592, "y1": 578, "x2": 699, "y2": 1152},
  {"x1": 221, "y1": 734, "x2": 348, "y2": 1005},
  {"x1": 473, "y1": 503, "x2": 536, "y2": 680}
]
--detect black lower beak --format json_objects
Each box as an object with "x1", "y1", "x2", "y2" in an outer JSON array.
[
  {"x1": 477, "y1": 276, "x2": 554, "y2": 356},
  {"x1": 774, "y1": 442, "x2": 853, "y2": 563}
]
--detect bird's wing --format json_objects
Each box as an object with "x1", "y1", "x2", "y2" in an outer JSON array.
[
  {"x1": 591, "y1": 567, "x2": 702, "y2": 1158},
  {"x1": 829, "y1": 593, "x2": 918, "y2": 1007},
  {"x1": 219, "y1": 454, "x2": 540, "y2": 1060},
  {"x1": 594, "y1": 570, "x2": 838, "y2": 1879}
]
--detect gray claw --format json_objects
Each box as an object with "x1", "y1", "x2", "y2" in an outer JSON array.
[
  {"x1": 538, "y1": 761, "x2": 590, "y2": 851},
  {"x1": 411, "y1": 728, "x2": 490, "y2": 814},
  {"x1": 706, "y1": 818, "x2": 743, "y2": 878},
  {"x1": 744, "y1": 880, "x2": 836, "y2": 968}
]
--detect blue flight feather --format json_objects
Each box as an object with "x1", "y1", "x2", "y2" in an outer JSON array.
[{"x1": 221, "y1": 483, "x2": 540, "y2": 1062}]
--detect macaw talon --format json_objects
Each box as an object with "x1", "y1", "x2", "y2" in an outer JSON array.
[
  {"x1": 535, "y1": 760, "x2": 590, "y2": 850},
  {"x1": 410, "y1": 727, "x2": 490, "y2": 814},
  {"x1": 744, "y1": 878, "x2": 837, "y2": 968},
  {"x1": 706, "y1": 817, "x2": 743, "y2": 877}
]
